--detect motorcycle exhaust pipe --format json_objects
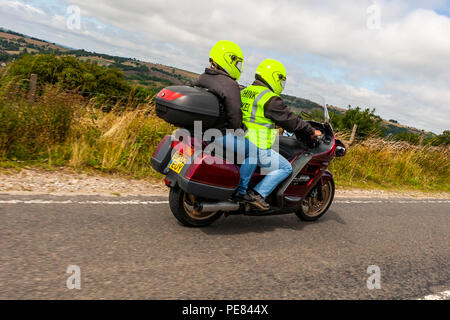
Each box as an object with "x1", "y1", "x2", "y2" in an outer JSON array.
[{"x1": 196, "y1": 201, "x2": 240, "y2": 213}]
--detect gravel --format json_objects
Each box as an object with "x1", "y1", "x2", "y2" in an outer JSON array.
[{"x1": 1, "y1": 168, "x2": 448, "y2": 199}]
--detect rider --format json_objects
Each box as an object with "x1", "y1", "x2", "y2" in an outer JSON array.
[
  {"x1": 193, "y1": 40, "x2": 244, "y2": 132},
  {"x1": 236, "y1": 59, "x2": 322, "y2": 210}
]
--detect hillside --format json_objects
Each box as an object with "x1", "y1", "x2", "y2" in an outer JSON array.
[
  {"x1": 0, "y1": 28, "x2": 197, "y2": 91},
  {"x1": 0, "y1": 27, "x2": 432, "y2": 136}
]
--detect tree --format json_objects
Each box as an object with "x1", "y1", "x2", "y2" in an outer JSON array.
[
  {"x1": 424, "y1": 130, "x2": 450, "y2": 147},
  {"x1": 7, "y1": 54, "x2": 131, "y2": 101},
  {"x1": 393, "y1": 131, "x2": 421, "y2": 145},
  {"x1": 339, "y1": 106, "x2": 383, "y2": 138}
]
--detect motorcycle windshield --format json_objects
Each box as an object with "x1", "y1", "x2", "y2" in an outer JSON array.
[{"x1": 289, "y1": 93, "x2": 330, "y2": 125}]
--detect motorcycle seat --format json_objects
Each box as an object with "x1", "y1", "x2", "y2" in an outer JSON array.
[{"x1": 278, "y1": 135, "x2": 307, "y2": 160}]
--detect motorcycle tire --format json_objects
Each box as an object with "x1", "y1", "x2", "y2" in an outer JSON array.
[
  {"x1": 296, "y1": 178, "x2": 335, "y2": 221},
  {"x1": 169, "y1": 187, "x2": 223, "y2": 227}
]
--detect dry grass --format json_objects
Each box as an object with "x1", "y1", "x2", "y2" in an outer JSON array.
[
  {"x1": 0, "y1": 77, "x2": 174, "y2": 178},
  {"x1": 65, "y1": 103, "x2": 175, "y2": 177},
  {"x1": 331, "y1": 137, "x2": 450, "y2": 191},
  {"x1": 0, "y1": 79, "x2": 448, "y2": 190}
]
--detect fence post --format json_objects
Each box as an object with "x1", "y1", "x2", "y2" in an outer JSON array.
[
  {"x1": 348, "y1": 124, "x2": 358, "y2": 145},
  {"x1": 28, "y1": 73, "x2": 37, "y2": 103},
  {"x1": 419, "y1": 134, "x2": 424, "y2": 146}
]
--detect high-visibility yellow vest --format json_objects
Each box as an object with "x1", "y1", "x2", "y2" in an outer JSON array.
[{"x1": 241, "y1": 85, "x2": 278, "y2": 149}]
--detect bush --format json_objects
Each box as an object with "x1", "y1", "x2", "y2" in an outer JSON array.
[
  {"x1": 393, "y1": 131, "x2": 421, "y2": 145},
  {"x1": 5, "y1": 54, "x2": 158, "y2": 107},
  {"x1": 423, "y1": 130, "x2": 450, "y2": 147},
  {"x1": 0, "y1": 84, "x2": 79, "y2": 159},
  {"x1": 0, "y1": 70, "x2": 171, "y2": 175},
  {"x1": 338, "y1": 106, "x2": 383, "y2": 138},
  {"x1": 331, "y1": 138, "x2": 450, "y2": 191},
  {"x1": 6, "y1": 54, "x2": 131, "y2": 100}
]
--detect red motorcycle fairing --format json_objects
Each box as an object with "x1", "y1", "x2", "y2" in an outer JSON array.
[
  {"x1": 152, "y1": 129, "x2": 337, "y2": 205},
  {"x1": 184, "y1": 155, "x2": 240, "y2": 189},
  {"x1": 152, "y1": 135, "x2": 240, "y2": 201},
  {"x1": 273, "y1": 132, "x2": 336, "y2": 207}
]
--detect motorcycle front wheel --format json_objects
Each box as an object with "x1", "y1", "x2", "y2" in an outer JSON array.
[
  {"x1": 169, "y1": 187, "x2": 223, "y2": 227},
  {"x1": 295, "y1": 178, "x2": 335, "y2": 221}
]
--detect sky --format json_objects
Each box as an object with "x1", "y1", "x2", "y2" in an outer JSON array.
[{"x1": 0, "y1": 0, "x2": 449, "y2": 133}]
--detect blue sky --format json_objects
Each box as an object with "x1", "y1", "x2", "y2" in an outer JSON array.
[{"x1": 1, "y1": 0, "x2": 449, "y2": 133}]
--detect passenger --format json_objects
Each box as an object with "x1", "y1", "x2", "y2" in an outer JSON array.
[{"x1": 193, "y1": 40, "x2": 244, "y2": 133}]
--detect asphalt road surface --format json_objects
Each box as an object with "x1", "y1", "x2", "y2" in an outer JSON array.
[{"x1": 0, "y1": 194, "x2": 449, "y2": 300}]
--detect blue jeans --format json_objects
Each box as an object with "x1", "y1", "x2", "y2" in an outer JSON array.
[{"x1": 219, "y1": 134, "x2": 293, "y2": 199}]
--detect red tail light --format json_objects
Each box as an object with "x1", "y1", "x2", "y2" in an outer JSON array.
[{"x1": 157, "y1": 89, "x2": 184, "y2": 101}]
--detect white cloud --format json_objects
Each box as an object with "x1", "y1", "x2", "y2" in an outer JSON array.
[{"x1": 0, "y1": 0, "x2": 449, "y2": 133}]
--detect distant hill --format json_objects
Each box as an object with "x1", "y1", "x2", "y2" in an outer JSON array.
[
  {"x1": 0, "y1": 27, "x2": 432, "y2": 136},
  {"x1": 0, "y1": 28, "x2": 197, "y2": 91}
]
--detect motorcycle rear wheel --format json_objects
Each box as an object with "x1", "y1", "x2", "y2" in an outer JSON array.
[
  {"x1": 296, "y1": 178, "x2": 335, "y2": 221},
  {"x1": 169, "y1": 187, "x2": 223, "y2": 227}
]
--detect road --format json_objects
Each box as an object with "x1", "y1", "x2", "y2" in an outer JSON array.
[{"x1": 0, "y1": 194, "x2": 449, "y2": 300}]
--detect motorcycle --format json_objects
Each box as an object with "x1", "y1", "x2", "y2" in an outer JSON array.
[{"x1": 151, "y1": 86, "x2": 346, "y2": 227}]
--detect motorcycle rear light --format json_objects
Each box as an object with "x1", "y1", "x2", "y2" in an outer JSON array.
[
  {"x1": 171, "y1": 141, "x2": 193, "y2": 158},
  {"x1": 157, "y1": 89, "x2": 184, "y2": 101}
]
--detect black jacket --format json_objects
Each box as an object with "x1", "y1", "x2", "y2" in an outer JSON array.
[
  {"x1": 252, "y1": 80, "x2": 315, "y2": 137},
  {"x1": 193, "y1": 68, "x2": 242, "y2": 131}
]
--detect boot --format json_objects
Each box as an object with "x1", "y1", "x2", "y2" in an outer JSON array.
[{"x1": 247, "y1": 190, "x2": 270, "y2": 211}]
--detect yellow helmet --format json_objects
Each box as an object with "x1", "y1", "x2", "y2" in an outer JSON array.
[
  {"x1": 209, "y1": 40, "x2": 244, "y2": 81},
  {"x1": 255, "y1": 59, "x2": 286, "y2": 95}
]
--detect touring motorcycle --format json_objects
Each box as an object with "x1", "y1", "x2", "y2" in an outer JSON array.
[{"x1": 151, "y1": 86, "x2": 346, "y2": 227}]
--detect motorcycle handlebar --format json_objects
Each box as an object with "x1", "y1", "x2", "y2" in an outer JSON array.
[{"x1": 296, "y1": 132, "x2": 319, "y2": 149}]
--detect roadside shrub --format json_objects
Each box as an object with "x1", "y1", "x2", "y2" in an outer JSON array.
[
  {"x1": 331, "y1": 138, "x2": 450, "y2": 191},
  {"x1": 0, "y1": 84, "x2": 78, "y2": 159}
]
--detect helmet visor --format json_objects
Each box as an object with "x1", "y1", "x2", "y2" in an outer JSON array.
[
  {"x1": 235, "y1": 59, "x2": 243, "y2": 72},
  {"x1": 278, "y1": 73, "x2": 286, "y2": 90}
]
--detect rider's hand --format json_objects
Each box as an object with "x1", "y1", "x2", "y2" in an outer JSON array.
[{"x1": 312, "y1": 130, "x2": 322, "y2": 138}]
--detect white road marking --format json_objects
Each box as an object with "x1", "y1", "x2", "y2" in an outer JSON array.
[
  {"x1": 0, "y1": 199, "x2": 448, "y2": 205},
  {"x1": 419, "y1": 290, "x2": 450, "y2": 300},
  {"x1": 334, "y1": 200, "x2": 450, "y2": 204},
  {"x1": 0, "y1": 199, "x2": 169, "y2": 205}
]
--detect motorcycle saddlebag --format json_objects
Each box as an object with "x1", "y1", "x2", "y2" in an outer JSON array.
[
  {"x1": 166, "y1": 154, "x2": 241, "y2": 201},
  {"x1": 156, "y1": 86, "x2": 221, "y2": 130},
  {"x1": 150, "y1": 135, "x2": 174, "y2": 174}
]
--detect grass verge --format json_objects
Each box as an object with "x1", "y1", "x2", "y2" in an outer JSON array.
[{"x1": 0, "y1": 81, "x2": 448, "y2": 192}]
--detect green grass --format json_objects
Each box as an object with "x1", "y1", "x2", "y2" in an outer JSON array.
[
  {"x1": 0, "y1": 78, "x2": 449, "y2": 191},
  {"x1": 0, "y1": 77, "x2": 174, "y2": 179},
  {"x1": 330, "y1": 139, "x2": 450, "y2": 192}
]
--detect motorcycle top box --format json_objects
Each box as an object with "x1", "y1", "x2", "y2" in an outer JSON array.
[{"x1": 156, "y1": 86, "x2": 223, "y2": 130}]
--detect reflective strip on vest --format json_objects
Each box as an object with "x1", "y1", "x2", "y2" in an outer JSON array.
[{"x1": 241, "y1": 85, "x2": 279, "y2": 149}]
